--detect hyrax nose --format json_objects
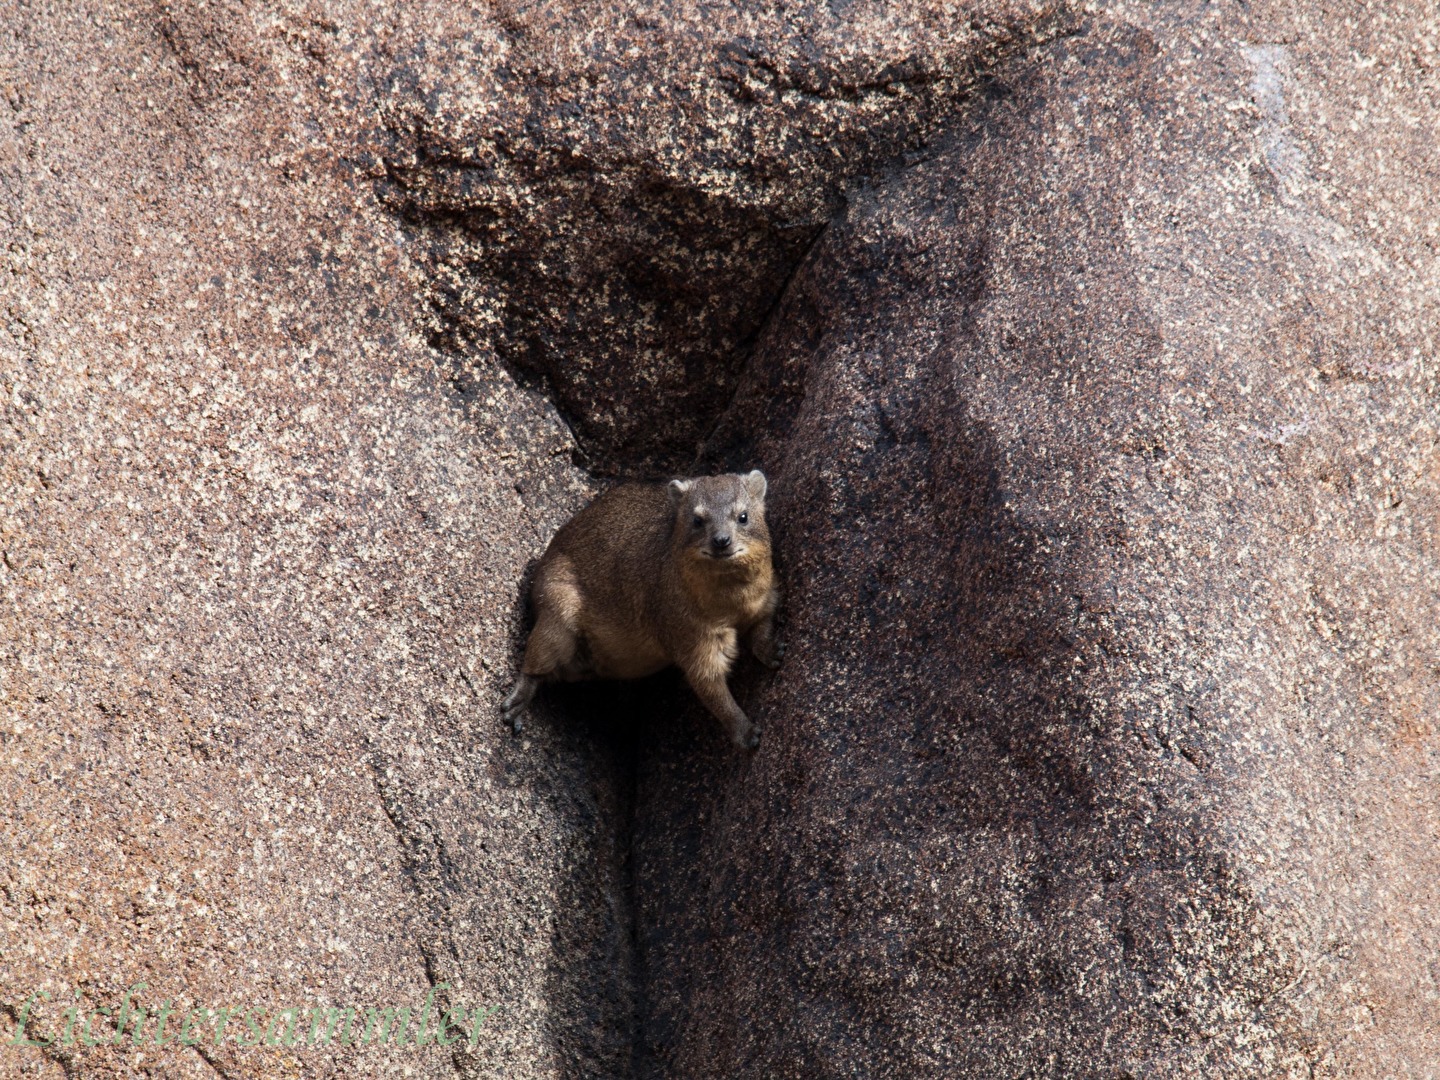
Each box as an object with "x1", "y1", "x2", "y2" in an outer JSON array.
[{"x1": 713, "y1": 534, "x2": 732, "y2": 550}]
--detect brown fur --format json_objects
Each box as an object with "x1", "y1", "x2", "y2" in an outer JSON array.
[{"x1": 503, "y1": 471, "x2": 782, "y2": 749}]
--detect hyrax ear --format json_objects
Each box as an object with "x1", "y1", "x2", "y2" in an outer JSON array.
[
  {"x1": 668, "y1": 479, "x2": 693, "y2": 502},
  {"x1": 743, "y1": 470, "x2": 767, "y2": 502}
]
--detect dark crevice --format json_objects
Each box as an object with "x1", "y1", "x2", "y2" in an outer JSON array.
[
  {"x1": 374, "y1": 13, "x2": 1087, "y2": 1076},
  {"x1": 527, "y1": 678, "x2": 657, "y2": 1078},
  {"x1": 690, "y1": 219, "x2": 832, "y2": 474},
  {"x1": 378, "y1": 9, "x2": 1078, "y2": 477},
  {"x1": 365, "y1": 743, "x2": 471, "y2": 1077}
]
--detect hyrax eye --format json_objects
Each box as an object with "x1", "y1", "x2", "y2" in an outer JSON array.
[
  {"x1": 737, "y1": 511, "x2": 748, "y2": 525},
  {"x1": 693, "y1": 514, "x2": 705, "y2": 529}
]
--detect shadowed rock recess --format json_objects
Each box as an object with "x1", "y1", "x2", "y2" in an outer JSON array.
[{"x1": 2, "y1": 2, "x2": 1437, "y2": 1080}]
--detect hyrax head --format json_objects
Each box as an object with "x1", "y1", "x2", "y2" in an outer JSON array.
[{"x1": 668, "y1": 471, "x2": 769, "y2": 563}]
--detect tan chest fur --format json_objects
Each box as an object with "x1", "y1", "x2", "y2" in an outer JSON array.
[{"x1": 679, "y1": 555, "x2": 773, "y2": 627}]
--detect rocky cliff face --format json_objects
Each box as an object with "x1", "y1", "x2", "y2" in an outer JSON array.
[{"x1": 2, "y1": 2, "x2": 1437, "y2": 1078}]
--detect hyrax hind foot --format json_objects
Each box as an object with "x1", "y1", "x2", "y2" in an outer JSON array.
[{"x1": 502, "y1": 674, "x2": 539, "y2": 734}]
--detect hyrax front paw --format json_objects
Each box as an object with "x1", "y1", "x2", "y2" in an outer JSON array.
[
  {"x1": 754, "y1": 638, "x2": 785, "y2": 670},
  {"x1": 734, "y1": 723, "x2": 762, "y2": 751}
]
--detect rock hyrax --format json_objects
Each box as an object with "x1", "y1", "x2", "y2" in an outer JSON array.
[{"x1": 503, "y1": 470, "x2": 782, "y2": 750}]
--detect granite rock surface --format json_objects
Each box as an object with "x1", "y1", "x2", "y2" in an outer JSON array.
[{"x1": 2, "y1": 1, "x2": 1437, "y2": 1078}]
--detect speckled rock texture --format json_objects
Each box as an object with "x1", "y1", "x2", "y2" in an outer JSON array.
[
  {"x1": 1, "y1": 3, "x2": 627, "y2": 1078},
  {"x1": 647, "y1": 10, "x2": 1440, "y2": 1077},
  {"x1": 3, "y1": 1, "x2": 1438, "y2": 1078}
]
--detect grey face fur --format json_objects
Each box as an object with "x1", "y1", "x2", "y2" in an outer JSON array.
[{"x1": 669, "y1": 471, "x2": 768, "y2": 560}]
